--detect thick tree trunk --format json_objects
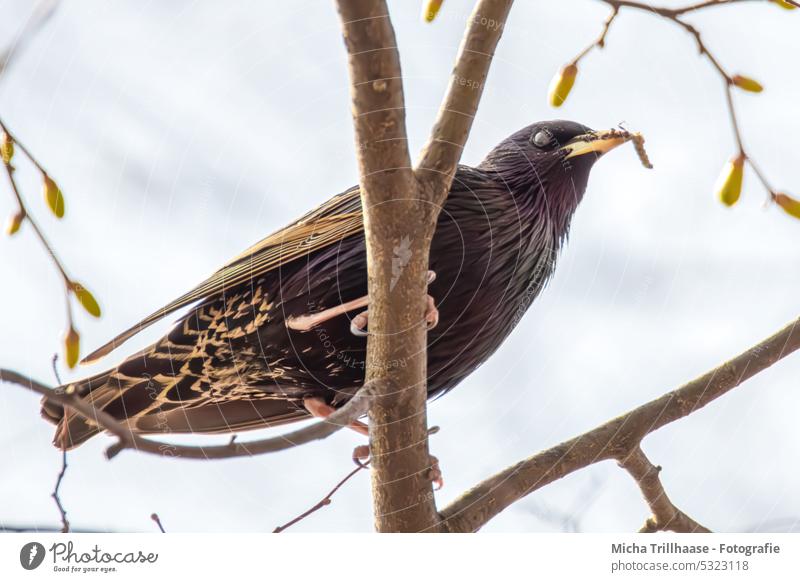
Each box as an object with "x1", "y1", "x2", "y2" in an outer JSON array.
[
  {"x1": 334, "y1": 0, "x2": 439, "y2": 532},
  {"x1": 334, "y1": 0, "x2": 514, "y2": 532}
]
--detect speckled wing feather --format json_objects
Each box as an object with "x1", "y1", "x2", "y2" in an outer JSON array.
[{"x1": 81, "y1": 186, "x2": 364, "y2": 364}]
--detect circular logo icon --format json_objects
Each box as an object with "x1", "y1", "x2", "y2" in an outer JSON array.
[{"x1": 19, "y1": 542, "x2": 46, "y2": 570}]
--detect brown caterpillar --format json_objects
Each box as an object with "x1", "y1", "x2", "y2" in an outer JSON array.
[
  {"x1": 630, "y1": 132, "x2": 653, "y2": 169},
  {"x1": 585, "y1": 128, "x2": 653, "y2": 169}
]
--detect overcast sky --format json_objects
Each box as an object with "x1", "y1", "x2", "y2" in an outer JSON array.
[{"x1": 0, "y1": 0, "x2": 798, "y2": 533}]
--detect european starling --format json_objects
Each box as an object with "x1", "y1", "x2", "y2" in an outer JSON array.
[{"x1": 43, "y1": 120, "x2": 633, "y2": 449}]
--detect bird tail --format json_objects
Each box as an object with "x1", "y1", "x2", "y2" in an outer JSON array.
[
  {"x1": 41, "y1": 367, "x2": 312, "y2": 450},
  {"x1": 41, "y1": 370, "x2": 117, "y2": 450}
]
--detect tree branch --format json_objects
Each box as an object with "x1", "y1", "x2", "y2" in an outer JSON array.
[
  {"x1": 416, "y1": 0, "x2": 514, "y2": 196},
  {"x1": 590, "y1": 0, "x2": 793, "y2": 201},
  {"x1": 440, "y1": 316, "x2": 800, "y2": 532},
  {"x1": 334, "y1": 0, "x2": 437, "y2": 533},
  {"x1": 333, "y1": 0, "x2": 513, "y2": 532},
  {"x1": 0, "y1": 368, "x2": 382, "y2": 460},
  {"x1": 619, "y1": 447, "x2": 711, "y2": 533}
]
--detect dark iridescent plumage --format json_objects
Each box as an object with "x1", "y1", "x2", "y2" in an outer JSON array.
[{"x1": 43, "y1": 120, "x2": 610, "y2": 449}]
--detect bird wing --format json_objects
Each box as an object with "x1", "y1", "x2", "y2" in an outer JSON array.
[{"x1": 81, "y1": 186, "x2": 364, "y2": 364}]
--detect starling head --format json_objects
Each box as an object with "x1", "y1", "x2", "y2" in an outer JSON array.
[{"x1": 478, "y1": 119, "x2": 631, "y2": 197}]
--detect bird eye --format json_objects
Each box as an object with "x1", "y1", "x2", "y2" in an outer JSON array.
[{"x1": 532, "y1": 130, "x2": 552, "y2": 148}]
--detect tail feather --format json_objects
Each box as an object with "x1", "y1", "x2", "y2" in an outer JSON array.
[
  {"x1": 53, "y1": 415, "x2": 101, "y2": 450},
  {"x1": 40, "y1": 371, "x2": 115, "y2": 450},
  {"x1": 41, "y1": 368, "x2": 310, "y2": 450}
]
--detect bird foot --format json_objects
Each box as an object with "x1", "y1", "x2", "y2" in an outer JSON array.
[
  {"x1": 352, "y1": 444, "x2": 370, "y2": 467},
  {"x1": 286, "y1": 295, "x2": 369, "y2": 332},
  {"x1": 303, "y1": 396, "x2": 368, "y2": 436},
  {"x1": 350, "y1": 270, "x2": 439, "y2": 337},
  {"x1": 353, "y1": 426, "x2": 444, "y2": 491},
  {"x1": 427, "y1": 455, "x2": 444, "y2": 491},
  {"x1": 286, "y1": 272, "x2": 438, "y2": 336},
  {"x1": 350, "y1": 439, "x2": 443, "y2": 490},
  {"x1": 425, "y1": 294, "x2": 439, "y2": 329},
  {"x1": 350, "y1": 310, "x2": 369, "y2": 337}
]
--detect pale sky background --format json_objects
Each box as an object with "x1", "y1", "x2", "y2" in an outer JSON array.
[{"x1": 0, "y1": 0, "x2": 798, "y2": 533}]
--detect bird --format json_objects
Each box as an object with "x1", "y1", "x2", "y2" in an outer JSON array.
[{"x1": 42, "y1": 120, "x2": 634, "y2": 450}]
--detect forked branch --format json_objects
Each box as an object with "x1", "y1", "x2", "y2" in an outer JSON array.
[
  {"x1": 619, "y1": 447, "x2": 711, "y2": 533},
  {"x1": 439, "y1": 316, "x2": 800, "y2": 532}
]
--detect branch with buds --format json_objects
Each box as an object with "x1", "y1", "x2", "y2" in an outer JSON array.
[
  {"x1": 0, "y1": 118, "x2": 101, "y2": 368},
  {"x1": 544, "y1": 0, "x2": 799, "y2": 218}
]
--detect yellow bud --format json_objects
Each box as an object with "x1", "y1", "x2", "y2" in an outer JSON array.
[
  {"x1": 63, "y1": 326, "x2": 80, "y2": 369},
  {"x1": 70, "y1": 281, "x2": 102, "y2": 317},
  {"x1": 715, "y1": 154, "x2": 745, "y2": 207},
  {"x1": 775, "y1": 193, "x2": 800, "y2": 219},
  {"x1": 770, "y1": 0, "x2": 796, "y2": 9},
  {"x1": 5, "y1": 210, "x2": 25, "y2": 235},
  {"x1": 421, "y1": 0, "x2": 444, "y2": 22},
  {"x1": 732, "y1": 75, "x2": 763, "y2": 93},
  {"x1": 548, "y1": 64, "x2": 578, "y2": 108},
  {"x1": 0, "y1": 132, "x2": 13, "y2": 164},
  {"x1": 43, "y1": 175, "x2": 65, "y2": 218}
]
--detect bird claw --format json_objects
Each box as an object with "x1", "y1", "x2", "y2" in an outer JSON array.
[
  {"x1": 303, "y1": 396, "x2": 369, "y2": 435},
  {"x1": 427, "y1": 454, "x2": 444, "y2": 490},
  {"x1": 351, "y1": 427, "x2": 441, "y2": 485},
  {"x1": 350, "y1": 310, "x2": 369, "y2": 337},
  {"x1": 427, "y1": 422, "x2": 443, "y2": 489},
  {"x1": 348, "y1": 270, "x2": 438, "y2": 336},
  {"x1": 351, "y1": 447, "x2": 441, "y2": 488},
  {"x1": 425, "y1": 270, "x2": 438, "y2": 330},
  {"x1": 425, "y1": 294, "x2": 439, "y2": 330},
  {"x1": 352, "y1": 444, "x2": 371, "y2": 468}
]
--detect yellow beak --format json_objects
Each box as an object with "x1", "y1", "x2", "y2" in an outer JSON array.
[{"x1": 562, "y1": 129, "x2": 632, "y2": 160}]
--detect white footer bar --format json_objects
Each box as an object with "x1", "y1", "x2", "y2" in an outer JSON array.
[{"x1": 1, "y1": 533, "x2": 797, "y2": 581}]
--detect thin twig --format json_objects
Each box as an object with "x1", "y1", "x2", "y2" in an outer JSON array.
[
  {"x1": 527, "y1": 474, "x2": 604, "y2": 532},
  {"x1": 0, "y1": 369, "x2": 382, "y2": 461},
  {"x1": 591, "y1": 0, "x2": 787, "y2": 200},
  {"x1": 273, "y1": 461, "x2": 370, "y2": 533},
  {"x1": 597, "y1": 0, "x2": 795, "y2": 17},
  {"x1": 51, "y1": 354, "x2": 62, "y2": 385},
  {"x1": 49, "y1": 354, "x2": 69, "y2": 533},
  {"x1": 1, "y1": 118, "x2": 75, "y2": 330},
  {"x1": 570, "y1": 6, "x2": 619, "y2": 65},
  {"x1": 51, "y1": 451, "x2": 69, "y2": 533},
  {"x1": 150, "y1": 513, "x2": 166, "y2": 533},
  {"x1": 0, "y1": 117, "x2": 52, "y2": 175},
  {"x1": 0, "y1": 0, "x2": 61, "y2": 79}
]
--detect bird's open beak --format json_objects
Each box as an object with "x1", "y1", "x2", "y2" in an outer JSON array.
[{"x1": 561, "y1": 129, "x2": 633, "y2": 160}]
